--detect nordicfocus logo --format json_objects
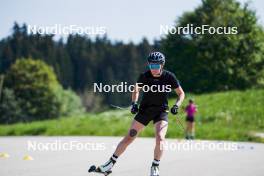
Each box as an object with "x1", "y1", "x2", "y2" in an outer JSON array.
[
  {"x1": 93, "y1": 82, "x2": 172, "y2": 93},
  {"x1": 160, "y1": 24, "x2": 238, "y2": 35},
  {"x1": 27, "y1": 24, "x2": 106, "y2": 35}
]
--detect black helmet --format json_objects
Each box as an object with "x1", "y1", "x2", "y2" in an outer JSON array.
[{"x1": 147, "y1": 52, "x2": 165, "y2": 64}]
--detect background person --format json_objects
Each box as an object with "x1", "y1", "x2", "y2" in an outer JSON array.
[{"x1": 185, "y1": 99, "x2": 197, "y2": 139}]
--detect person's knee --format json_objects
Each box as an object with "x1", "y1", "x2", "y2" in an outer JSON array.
[
  {"x1": 129, "y1": 129, "x2": 138, "y2": 138},
  {"x1": 122, "y1": 129, "x2": 138, "y2": 144}
]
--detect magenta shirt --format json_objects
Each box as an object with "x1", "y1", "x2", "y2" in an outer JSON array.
[{"x1": 185, "y1": 104, "x2": 197, "y2": 117}]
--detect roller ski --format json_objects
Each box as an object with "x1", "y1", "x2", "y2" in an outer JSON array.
[
  {"x1": 88, "y1": 165, "x2": 112, "y2": 175},
  {"x1": 88, "y1": 156, "x2": 116, "y2": 175}
]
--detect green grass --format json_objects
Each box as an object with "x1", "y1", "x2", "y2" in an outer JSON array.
[{"x1": 0, "y1": 89, "x2": 263, "y2": 142}]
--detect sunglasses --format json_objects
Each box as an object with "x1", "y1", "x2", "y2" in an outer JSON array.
[{"x1": 148, "y1": 63, "x2": 161, "y2": 70}]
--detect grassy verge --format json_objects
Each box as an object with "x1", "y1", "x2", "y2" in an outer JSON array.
[{"x1": 0, "y1": 89, "x2": 263, "y2": 142}]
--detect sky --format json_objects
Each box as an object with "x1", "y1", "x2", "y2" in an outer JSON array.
[{"x1": 1, "y1": 0, "x2": 264, "y2": 43}]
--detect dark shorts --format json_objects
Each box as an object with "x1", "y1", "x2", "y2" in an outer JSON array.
[
  {"x1": 134, "y1": 106, "x2": 168, "y2": 126},
  {"x1": 186, "y1": 116, "x2": 194, "y2": 122}
]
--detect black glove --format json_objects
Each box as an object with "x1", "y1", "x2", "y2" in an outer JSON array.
[
  {"x1": 131, "y1": 102, "x2": 139, "y2": 114},
  {"x1": 170, "y1": 105, "x2": 179, "y2": 115}
]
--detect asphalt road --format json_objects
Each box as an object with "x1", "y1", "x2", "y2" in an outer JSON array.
[{"x1": 0, "y1": 137, "x2": 264, "y2": 176}]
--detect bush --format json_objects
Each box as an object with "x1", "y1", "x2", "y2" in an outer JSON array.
[
  {"x1": 1, "y1": 58, "x2": 85, "y2": 123},
  {"x1": 4, "y1": 58, "x2": 61, "y2": 121},
  {"x1": 56, "y1": 87, "x2": 85, "y2": 116}
]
